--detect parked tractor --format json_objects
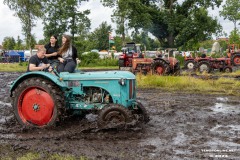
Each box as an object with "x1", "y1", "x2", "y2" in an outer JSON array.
[
  {"x1": 10, "y1": 70, "x2": 150, "y2": 129},
  {"x1": 227, "y1": 44, "x2": 240, "y2": 66},
  {"x1": 195, "y1": 57, "x2": 232, "y2": 73},
  {"x1": 118, "y1": 42, "x2": 180, "y2": 75}
]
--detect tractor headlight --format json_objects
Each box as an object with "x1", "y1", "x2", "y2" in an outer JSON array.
[{"x1": 118, "y1": 78, "x2": 126, "y2": 85}]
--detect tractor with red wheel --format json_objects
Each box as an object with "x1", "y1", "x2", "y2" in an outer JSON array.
[
  {"x1": 10, "y1": 70, "x2": 150, "y2": 129},
  {"x1": 118, "y1": 42, "x2": 143, "y2": 70},
  {"x1": 227, "y1": 44, "x2": 240, "y2": 66},
  {"x1": 119, "y1": 43, "x2": 180, "y2": 75}
]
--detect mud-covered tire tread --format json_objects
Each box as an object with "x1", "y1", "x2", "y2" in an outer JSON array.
[
  {"x1": 97, "y1": 104, "x2": 132, "y2": 129},
  {"x1": 172, "y1": 62, "x2": 181, "y2": 76},
  {"x1": 11, "y1": 77, "x2": 65, "y2": 128},
  {"x1": 231, "y1": 54, "x2": 240, "y2": 66},
  {"x1": 151, "y1": 59, "x2": 170, "y2": 75},
  {"x1": 134, "y1": 101, "x2": 150, "y2": 123}
]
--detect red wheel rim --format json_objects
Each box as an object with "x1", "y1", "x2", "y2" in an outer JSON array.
[
  {"x1": 234, "y1": 57, "x2": 240, "y2": 65},
  {"x1": 156, "y1": 66, "x2": 164, "y2": 74},
  {"x1": 18, "y1": 87, "x2": 54, "y2": 126}
]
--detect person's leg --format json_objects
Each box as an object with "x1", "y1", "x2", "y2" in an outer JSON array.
[
  {"x1": 57, "y1": 63, "x2": 65, "y2": 72},
  {"x1": 64, "y1": 61, "x2": 76, "y2": 73}
]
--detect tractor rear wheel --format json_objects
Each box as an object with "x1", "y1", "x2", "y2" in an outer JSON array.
[
  {"x1": 184, "y1": 60, "x2": 195, "y2": 70},
  {"x1": 231, "y1": 54, "x2": 240, "y2": 66},
  {"x1": 197, "y1": 61, "x2": 211, "y2": 73},
  {"x1": 11, "y1": 77, "x2": 64, "y2": 128},
  {"x1": 97, "y1": 104, "x2": 132, "y2": 129},
  {"x1": 151, "y1": 59, "x2": 170, "y2": 75}
]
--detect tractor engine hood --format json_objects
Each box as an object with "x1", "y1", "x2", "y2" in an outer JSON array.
[{"x1": 59, "y1": 70, "x2": 135, "y2": 81}]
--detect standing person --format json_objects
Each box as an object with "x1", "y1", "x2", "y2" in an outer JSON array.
[
  {"x1": 57, "y1": 34, "x2": 77, "y2": 73},
  {"x1": 44, "y1": 35, "x2": 59, "y2": 68},
  {"x1": 27, "y1": 46, "x2": 52, "y2": 72}
]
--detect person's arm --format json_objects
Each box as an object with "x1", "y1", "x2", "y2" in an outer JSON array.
[
  {"x1": 29, "y1": 63, "x2": 48, "y2": 71},
  {"x1": 45, "y1": 52, "x2": 58, "y2": 58}
]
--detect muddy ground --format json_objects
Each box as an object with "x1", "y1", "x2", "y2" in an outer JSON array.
[{"x1": 0, "y1": 72, "x2": 240, "y2": 159}]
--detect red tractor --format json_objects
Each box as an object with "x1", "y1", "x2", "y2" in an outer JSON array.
[
  {"x1": 118, "y1": 42, "x2": 143, "y2": 68},
  {"x1": 118, "y1": 42, "x2": 180, "y2": 75},
  {"x1": 195, "y1": 57, "x2": 232, "y2": 73},
  {"x1": 227, "y1": 44, "x2": 240, "y2": 66}
]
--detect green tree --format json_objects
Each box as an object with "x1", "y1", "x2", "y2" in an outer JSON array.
[
  {"x1": 229, "y1": 29, "x2": 240, "y2": 45},
  {"x1": 88, "y1": 22, "x2": 112, "y2": 51},
  {"x1": 4, "y1": 0, "x2": 43, "y2": 50},
  {"x1": 14, "y1": 36, "x2": 24, "y2": 50},
  {"x1": 102, "y1": 0, "x2": 223, "y2": 48},
  {"x1": 2, "y1": 37, "x2": 16, "y2": 50},
  {"x1": 220, "y1": 0, "x2": 240, "y2": 31},
  {"x1": 42, "y1": 0, "x2": 90, "y2": 42},
  {"x1": 101, "y1": 0, "x2": 131, "y2": 45}
]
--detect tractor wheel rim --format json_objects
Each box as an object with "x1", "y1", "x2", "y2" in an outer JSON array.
[
  {"x1": 104, "y1": 111, "x2": 125, "y2": 124},
  {"x1": 200, "y1": 64, "x2": 208, "y2": 72},
  {"x1": 187, "y1": 63, "x2": 194, "y2": 69},
  {"x1": 156, "y1": 66, "x2": 164, "y2": 74},
  {"x1": 18, "y1": 87, "x2": 54, "y2": 126},
  {"x1": 234, "y1": 57, "x2": 240, "y2": 65}
]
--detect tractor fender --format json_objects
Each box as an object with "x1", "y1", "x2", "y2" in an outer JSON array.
[{"x1": 10, "y1": 71, "x2": 67, "y2": 96}]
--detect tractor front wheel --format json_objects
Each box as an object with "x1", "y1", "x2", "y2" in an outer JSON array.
[
  {"x1": 223, "y1": 66, "x2": 232, "y2": 73},
  {"x1": 118, "y1": 59, "x2": 125, "y2": 68},
  {"x1": 11, "y1": 77, "x2": 64, "y2": 128},
  {"x1": 132, "y1": 101, "x2": 150, "y2": 123},
  {"x1": 97, "y1": 104, "x2": 132, "y2": 129}
]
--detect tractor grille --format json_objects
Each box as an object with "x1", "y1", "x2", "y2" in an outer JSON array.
[{"x1": 129, "y1": 80, "x2": 134, "y2": 99}]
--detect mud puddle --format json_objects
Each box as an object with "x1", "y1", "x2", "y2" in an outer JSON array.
[{"x1": 0, "y1": 72, "x2": 240, "y2": 159}]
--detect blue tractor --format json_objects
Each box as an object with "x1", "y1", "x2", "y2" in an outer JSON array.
[{"x1": 10, "y1": 71, "x2": 149, "y2": 128}]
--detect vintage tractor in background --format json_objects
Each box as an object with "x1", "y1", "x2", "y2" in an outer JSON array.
[
  {"x1": 10, "y1": 70, "x2": 149, "y2": 128},
  {"x1": 184, "y1": 44, "x2": 240, "y2": 73},
  {"x1": 118, "y1": 42, "x2": 180, "y2": 75},
  {"x1": 195, "y1": 57, "x2": 233, "y2": 73},
  {"x1": 118, "y1": 42, "x2": 143, "y2": 68},
  {"x1": 227, "y1": 44, "x2": 240, "y2": 66}
]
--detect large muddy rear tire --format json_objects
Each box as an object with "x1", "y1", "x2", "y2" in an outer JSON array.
[
  {"x1": 151, "y1": 59, "x2": 170, "y2": 75},
  {"x1": 11, "y1": 77, "x2": 64, "y2": 128}
]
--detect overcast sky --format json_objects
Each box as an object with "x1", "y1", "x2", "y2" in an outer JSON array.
[{"x1": 0, "y1": 0, "x2": 236, "y2": 45}]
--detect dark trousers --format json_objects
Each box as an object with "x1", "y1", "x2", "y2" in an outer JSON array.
[{"x1": 57, "y1": 59, "x2": 76, "y2": 73}]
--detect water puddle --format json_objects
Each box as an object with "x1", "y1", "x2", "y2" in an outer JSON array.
[{"x1": 211, "y1": 97, "x2": 240, "y2": 114}]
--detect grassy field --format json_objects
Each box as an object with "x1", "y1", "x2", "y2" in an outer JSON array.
[{"x1": 137, "y1": 73, "x2": 240, "y2": 96}]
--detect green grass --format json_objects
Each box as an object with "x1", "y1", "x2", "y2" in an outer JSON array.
[
  {"x1": 137, "y1": 74, "x2": 240, "y2": 96},
  {"x1": 0, "y1": 63, "x2": 118, "y2": 72}
]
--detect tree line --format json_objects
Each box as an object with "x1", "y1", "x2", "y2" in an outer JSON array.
[{"x1": 2, "y1": 0, "x2": 240, "y2": 54}]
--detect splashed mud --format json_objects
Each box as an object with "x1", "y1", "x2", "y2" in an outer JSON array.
[{"x1": 0, "y1": 72, "x2": 240, "y2": 159}]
